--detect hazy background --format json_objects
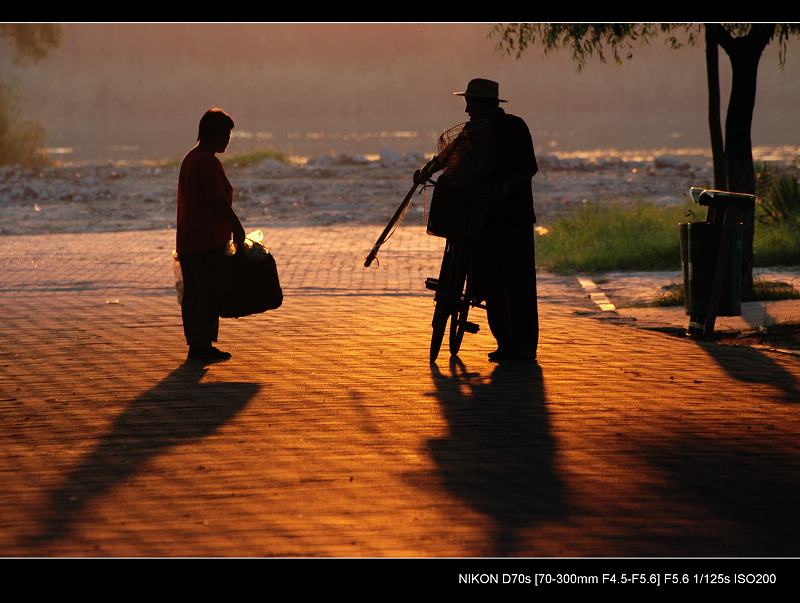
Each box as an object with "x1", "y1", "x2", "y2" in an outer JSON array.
[{"x1": 4, "y1": 22, "x2": 800, "y2": 163}]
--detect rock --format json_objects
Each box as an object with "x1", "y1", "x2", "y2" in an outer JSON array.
[
  {"x1": 378, "y1": 147, "x2": 403, "y2": 166},
  {"x1": 254, "y1": 158, "x2": 289, "y2": 174},
  {"x1": 654, "y1": 155, "x2": 691, "y2": 171}
]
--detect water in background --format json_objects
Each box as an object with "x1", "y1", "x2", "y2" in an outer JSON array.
[{"x1": 46, "y1": 126, "x2": 799, "y2": 167}]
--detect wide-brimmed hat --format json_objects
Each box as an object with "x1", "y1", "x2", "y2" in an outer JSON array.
[{"x1": 453, "y1": 78, "x2": 507, "y2": 102}]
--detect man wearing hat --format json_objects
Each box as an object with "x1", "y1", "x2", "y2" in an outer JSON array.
[{"x1": 419, "y1": 78, "x2": 539, "y2": 361}]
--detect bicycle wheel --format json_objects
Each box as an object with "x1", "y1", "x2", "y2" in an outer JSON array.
[
  {"x1": 429, "y1": 243, "x2": 453, "y2": 362},
  {"x1": 430, "y1": 303, "x2": 448, "y2": 362},
  {"x1": 430, "y1": 240, "x2": 467, "y2": 362},
  {"x1": 430, "y1": 240, "x2": 458, "y2": 362},
  {"x1": 449, "y1": 268, "x2": 471, "y2": 356}
]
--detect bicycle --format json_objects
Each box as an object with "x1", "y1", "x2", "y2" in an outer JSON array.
[{"x1": 364, "y1": 121, "x2": 495, "y2": 362}]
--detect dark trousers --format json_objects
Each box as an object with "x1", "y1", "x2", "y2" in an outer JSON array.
[
  {"x1": 477, "y1": 224, "x2": 539, "y2": 356},
  {"x1": 178, "y1": 250, "x2": 223, "y2": 348}
]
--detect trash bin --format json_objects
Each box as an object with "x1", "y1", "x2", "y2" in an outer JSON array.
[{"x1": 679, "y1": 221, "x2": 742, "y2": 317}]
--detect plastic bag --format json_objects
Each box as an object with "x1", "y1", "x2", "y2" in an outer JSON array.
[
  {"x1": 173, "y1": 250, "x2": 184, "y2": 305},
  {"x1": 217, "y1": 230, "x2": 283, "y2": 318}
]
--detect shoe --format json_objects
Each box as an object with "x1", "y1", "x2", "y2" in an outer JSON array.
[
  {"x1": 188, "y1": 345, "x2": 231, "y2": 361},
  {"x1": 488, "y1": 347, "x2": 536, "y2": 362}
]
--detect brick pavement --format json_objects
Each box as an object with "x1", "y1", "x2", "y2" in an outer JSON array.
[{"x1": 1, "y1": 226, "x2": 799, "y2": 559}]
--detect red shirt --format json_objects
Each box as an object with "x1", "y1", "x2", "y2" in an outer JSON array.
[{"x1": 176, "y1": 147, "x2": 234, "y2": 253}]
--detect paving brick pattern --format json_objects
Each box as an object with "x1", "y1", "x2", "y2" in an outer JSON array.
[{"x1": 1, "y1": 226, "x2": 799, "y2": 558}]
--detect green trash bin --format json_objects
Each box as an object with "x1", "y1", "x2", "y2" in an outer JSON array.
[{"x1": 679, "y1": 221, "x2": 742, "y2": 317}]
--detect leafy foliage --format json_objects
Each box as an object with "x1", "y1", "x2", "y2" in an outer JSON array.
[
  {"x1": 0, "y1": 24, "x2": 62, "y2": 64},
  {"x1": 0, "y1": 79, "x2": 50, "y2": 168},
  {"x1": 0, "y1": 24, "x2": 62, "y2": 167},
  {"x1": 489, "y1": 23, "x2": 699, "y2": 72}
]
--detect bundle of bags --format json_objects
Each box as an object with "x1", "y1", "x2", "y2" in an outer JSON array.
[{"x1": 173, "y1": 230, "x2": 283, "y2": 318}]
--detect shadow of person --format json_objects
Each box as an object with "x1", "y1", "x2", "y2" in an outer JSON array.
[
  {"x1": 429, "y1": 357, "x2": 566, "y2": 556},
  {"x1": 27, "y1": 361, "x2": 259, "y2": 546}
]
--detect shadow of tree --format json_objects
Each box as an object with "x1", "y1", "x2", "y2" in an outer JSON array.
[
  {"x1": 641, "y1": 433, "x2": 800, "y2": 555},
  {"x1": 637, "y1": 341, "x2": 800, "y2": 555},
  {"x1": 428, "y1": 357, "x2": 567, "y2": 556},
  {"x1": 27, "y1": 361, "x2": 259, "y2": 545},
  {"x1": 697, "y1": 339, "x2": 800, "y2": 404}
]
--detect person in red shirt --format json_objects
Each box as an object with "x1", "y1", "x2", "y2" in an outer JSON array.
[{"x1": 176, "y1": 108, "x2": 245, "y2": 361}]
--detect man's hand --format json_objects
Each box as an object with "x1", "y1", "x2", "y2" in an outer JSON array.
[
  {"x1": 232, "y1": 223, "x2": 246, "y2": 247},
  {"x1": 414, "y1": 156, "x2": 441, "y2": 185}
]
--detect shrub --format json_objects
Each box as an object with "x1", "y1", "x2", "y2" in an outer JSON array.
[
  {"x1": 222, "y1": 148, "x2": 289, "y2": 166},
  {"x1": 755, "y1": 160, "x2": 800, "y2": 230}
]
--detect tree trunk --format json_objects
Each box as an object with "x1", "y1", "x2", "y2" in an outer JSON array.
[
  {"x1": 704, "y1": 25, "x2": 725, "y2": 189},
  {"x1": 715, "y1": 24, "x2": 774, "y2": 297}
]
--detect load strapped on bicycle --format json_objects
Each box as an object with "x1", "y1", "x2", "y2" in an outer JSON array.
[{"x1": 364, "y1": 119, "x2": 497, "y2": 361}]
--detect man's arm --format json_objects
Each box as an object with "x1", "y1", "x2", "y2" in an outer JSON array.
[
  {"x1": 211, "y1": 198, "x2": 245, "y2": 246},
  {"x1": 500, "y1": 168, "x2": 536, "y2": 198}
]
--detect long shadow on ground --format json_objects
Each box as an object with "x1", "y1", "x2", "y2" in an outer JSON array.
[
  {"x1": 429, "y1": 357, "x2": 567, "y2": 556},
  {"x1": 25, "y1": 361, "x2": 259, "y2": 547}
]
